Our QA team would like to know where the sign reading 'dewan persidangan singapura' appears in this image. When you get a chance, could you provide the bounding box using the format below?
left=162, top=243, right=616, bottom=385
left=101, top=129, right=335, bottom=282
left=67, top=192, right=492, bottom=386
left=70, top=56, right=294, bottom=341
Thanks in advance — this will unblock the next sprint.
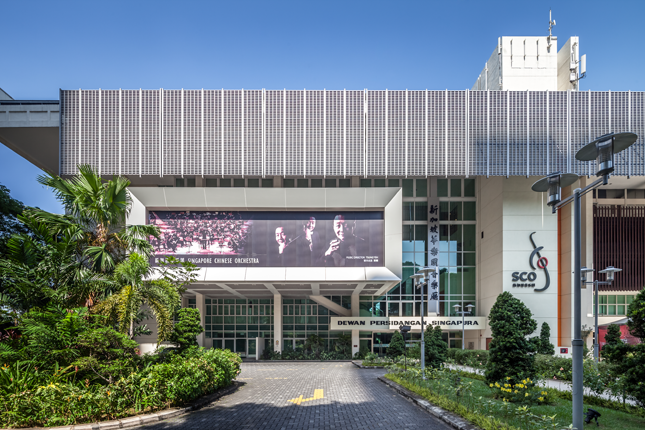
left=148, top=210, right=384, bottom=267
left=330, top=316, right=487, bottom=331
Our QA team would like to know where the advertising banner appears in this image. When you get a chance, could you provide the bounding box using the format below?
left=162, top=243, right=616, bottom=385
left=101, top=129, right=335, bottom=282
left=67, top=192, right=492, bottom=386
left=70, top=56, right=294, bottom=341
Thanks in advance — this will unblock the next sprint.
left=148, top=210, right=384, bottom=267
left=330, top=316, right=487, bottom=331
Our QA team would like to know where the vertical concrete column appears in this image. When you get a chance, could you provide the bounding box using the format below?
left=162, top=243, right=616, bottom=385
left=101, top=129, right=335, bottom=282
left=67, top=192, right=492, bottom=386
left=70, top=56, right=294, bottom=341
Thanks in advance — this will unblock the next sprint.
left=195, top=293, right=206, bottom=347
left=274, top=294, right=283, bottom=352
left=351, top=294, right=360, bottom=357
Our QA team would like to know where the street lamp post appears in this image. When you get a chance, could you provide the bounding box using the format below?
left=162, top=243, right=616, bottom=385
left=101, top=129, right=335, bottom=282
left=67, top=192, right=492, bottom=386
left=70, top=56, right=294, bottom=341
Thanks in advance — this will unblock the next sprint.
left=413, top=266, right=436, bottom=380
left=453, top=303, right=474, bottom=350
left=532, top=132, right=637, bottom=430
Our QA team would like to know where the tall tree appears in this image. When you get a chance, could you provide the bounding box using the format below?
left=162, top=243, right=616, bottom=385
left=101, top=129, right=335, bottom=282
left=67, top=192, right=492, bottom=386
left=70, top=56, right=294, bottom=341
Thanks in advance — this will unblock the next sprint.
left=0, top=184, right=27, bottom=256
left=424, top=324, right=448, bottom=368
left=538, top=322, right=555, bottom=355
left=36, top=165, right=159, bottom=275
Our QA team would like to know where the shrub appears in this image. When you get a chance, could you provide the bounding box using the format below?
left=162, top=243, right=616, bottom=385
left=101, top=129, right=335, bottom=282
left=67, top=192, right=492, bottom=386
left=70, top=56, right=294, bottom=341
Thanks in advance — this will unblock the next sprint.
left=446, top=349, right=489, bottom=368
left=388, top=331, right=405, bottom=357
left=425, top=324, right=448, bottom=369
left=169, top=308, right=203, bottom=352
left=537, top=322, right=555, bottom=355
left=488, top=377, right=554, bottom=405
left=485, top=292, right=537, bottom=385
left=0, top=347, right=241, bottom=428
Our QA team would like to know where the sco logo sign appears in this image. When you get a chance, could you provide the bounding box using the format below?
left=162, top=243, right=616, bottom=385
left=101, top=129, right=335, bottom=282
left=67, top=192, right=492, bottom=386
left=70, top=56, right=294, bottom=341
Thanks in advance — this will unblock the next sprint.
left=511, top=232, right=551, bottom=292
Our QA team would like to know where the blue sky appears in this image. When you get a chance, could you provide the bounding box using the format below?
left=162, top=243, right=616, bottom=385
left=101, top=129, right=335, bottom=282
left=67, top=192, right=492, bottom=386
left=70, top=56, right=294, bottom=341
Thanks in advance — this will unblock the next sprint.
left=2, top=0, right=644, bottom=213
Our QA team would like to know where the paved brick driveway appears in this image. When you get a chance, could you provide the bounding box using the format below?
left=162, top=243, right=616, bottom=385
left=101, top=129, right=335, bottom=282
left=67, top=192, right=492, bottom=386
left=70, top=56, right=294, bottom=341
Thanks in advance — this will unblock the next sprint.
left=142, top=361, right=451, bottom=430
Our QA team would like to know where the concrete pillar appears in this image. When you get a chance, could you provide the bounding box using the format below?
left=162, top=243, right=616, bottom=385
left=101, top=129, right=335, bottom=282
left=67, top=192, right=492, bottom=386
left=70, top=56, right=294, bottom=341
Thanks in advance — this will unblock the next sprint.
left=274, top=294, right=283, bottom=352
left=351, top=294, right=360, bottom=357
left=195, top=293, right=206, bottom=347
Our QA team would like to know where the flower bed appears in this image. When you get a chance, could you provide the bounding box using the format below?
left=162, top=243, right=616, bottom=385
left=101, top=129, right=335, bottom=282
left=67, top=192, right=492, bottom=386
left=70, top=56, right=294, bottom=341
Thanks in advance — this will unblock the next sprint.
left=0, top=348, right=241, bottom=428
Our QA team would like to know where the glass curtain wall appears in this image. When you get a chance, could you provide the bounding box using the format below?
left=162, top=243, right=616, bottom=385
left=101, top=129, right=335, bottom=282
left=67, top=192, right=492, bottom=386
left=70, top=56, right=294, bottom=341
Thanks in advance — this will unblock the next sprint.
left=282, top=297, right=351, bottom=351
left=437, top=178, right=477, bottom=318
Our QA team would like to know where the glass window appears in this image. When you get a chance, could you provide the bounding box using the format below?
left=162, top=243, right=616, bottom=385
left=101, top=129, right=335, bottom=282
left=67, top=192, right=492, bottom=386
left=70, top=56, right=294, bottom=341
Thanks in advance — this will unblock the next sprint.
left=402, top=179, right=414, bottom=197
left=247, top=178, right=259, bottom=187
left=175, top=178, right=185, bottom=187
left=415, top=202, right=428, bottom=221
left=310, top=178, right=323, bottom=188
left=463, top=202, right=476, bottom=221
left=462, top=267, right=476, bottom=295
left=360, top=179, right=371, bottom=187
left=617, top=296, right=626, bottom=304
left=402, top=225, right=414, bottom=252
left=463, top=225, right=476, bottom=251
left=262, top=178, right=273, bottom=188
left=402, top=303, right=414, bottom=316
left=234, top=178, right=245, bottom=188
left=403, top=202, right=414, bottom=221
left=414, top=225, right=428, bottom=253
left=464, top=179, right=475, bottom=197
left=450, top=179, right=461, bottom=197
left=374, top=179, right=386, bottom=187
left=449, top=201, right=462, bottom=221
left=439, top=202, right=449, bottom=221
left=205, top=178, right=217, bottom=187
left=339, top=178, right=350, bottom=188
left=608, top=295, right=616, bottom=305
left=416, top=179, right=427, bottom=198
left=359, top=302, right=372, bottom=316
left=388, top=302, right=400, bottom=316
left=437, top=179, right=448, bottom=197
left=186, top=178, right=196, bottom=187
left=325, top=178, right=336, bottom=188
left=388, top=179, right=400, bottom=187
left=220, top=178, right=231, bottom=187
left=297, top=179, right=308, bottom=188
left=283, top=178, right=295, bottom=188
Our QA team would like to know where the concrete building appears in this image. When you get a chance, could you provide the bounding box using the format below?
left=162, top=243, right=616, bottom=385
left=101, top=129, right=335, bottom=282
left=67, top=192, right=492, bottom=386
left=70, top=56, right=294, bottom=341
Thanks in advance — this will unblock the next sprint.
left=1, top=33, right=642, bottom=358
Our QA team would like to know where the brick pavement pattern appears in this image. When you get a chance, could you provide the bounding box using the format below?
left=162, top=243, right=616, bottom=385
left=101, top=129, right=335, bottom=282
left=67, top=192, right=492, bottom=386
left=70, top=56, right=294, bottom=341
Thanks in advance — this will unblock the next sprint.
left=142, top=362, right=451, bottom=430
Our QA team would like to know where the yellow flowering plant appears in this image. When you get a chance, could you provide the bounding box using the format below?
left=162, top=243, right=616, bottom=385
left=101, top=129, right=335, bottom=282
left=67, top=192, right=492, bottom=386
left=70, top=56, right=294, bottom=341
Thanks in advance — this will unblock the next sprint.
left=488, top=377, right=553, bottom=404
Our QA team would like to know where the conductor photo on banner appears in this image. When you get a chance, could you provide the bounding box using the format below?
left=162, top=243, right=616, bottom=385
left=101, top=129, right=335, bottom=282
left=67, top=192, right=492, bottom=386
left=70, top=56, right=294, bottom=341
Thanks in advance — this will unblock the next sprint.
left=325, top=214, right=367, bottom=266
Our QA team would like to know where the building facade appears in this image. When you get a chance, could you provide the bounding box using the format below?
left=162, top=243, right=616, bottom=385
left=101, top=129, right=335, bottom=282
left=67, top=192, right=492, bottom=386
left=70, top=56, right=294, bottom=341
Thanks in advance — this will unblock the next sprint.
left=1, top=34, right=644, bottom=357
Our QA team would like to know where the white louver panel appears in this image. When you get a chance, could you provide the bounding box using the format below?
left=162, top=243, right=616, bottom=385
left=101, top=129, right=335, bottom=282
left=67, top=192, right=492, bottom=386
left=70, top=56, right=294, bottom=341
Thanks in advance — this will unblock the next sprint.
left=59, top=89, right=645, bottom=178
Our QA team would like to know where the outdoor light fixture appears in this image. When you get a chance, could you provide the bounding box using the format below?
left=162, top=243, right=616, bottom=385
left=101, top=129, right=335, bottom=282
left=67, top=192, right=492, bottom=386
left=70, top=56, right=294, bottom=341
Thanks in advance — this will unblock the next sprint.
left=531, top=172, right=579, bottom=207
left=584, top=408, right=601, bottom=426
left=400, top=325, right=411, bottom=372
left=599, top=266, right=622, bottom=282
left=580, top=266, right=594, bottom=284
left=533, top=131, right=637, bottom=430
left=575, top=132, right=638, bottom=176
left=413, top=267, right=436, bottom=380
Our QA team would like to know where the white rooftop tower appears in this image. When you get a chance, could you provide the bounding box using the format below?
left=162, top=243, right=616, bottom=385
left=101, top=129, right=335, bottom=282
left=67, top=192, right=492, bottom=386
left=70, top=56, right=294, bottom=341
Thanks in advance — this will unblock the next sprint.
left=472, top=11, right=585, bottom=91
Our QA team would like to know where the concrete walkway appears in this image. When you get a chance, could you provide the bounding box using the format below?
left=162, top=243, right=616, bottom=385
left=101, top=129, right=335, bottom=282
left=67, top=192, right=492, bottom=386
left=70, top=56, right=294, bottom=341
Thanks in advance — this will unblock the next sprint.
left=140, top=362, right=452, bottom=430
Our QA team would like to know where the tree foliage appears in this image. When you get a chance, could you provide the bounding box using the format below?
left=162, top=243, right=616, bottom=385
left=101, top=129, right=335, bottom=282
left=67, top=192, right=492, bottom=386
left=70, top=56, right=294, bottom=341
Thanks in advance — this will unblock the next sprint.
left=537, top=322, right=555, bottom=355
left=485, top=291, right=538, bottom=385
left=0, top=184, right=27, bottom=255
left=388, top=331, right=406, bottom=357
left=627, top=289, right=645, bottom=340
left=169, top=308, right=203, bottom=352
left=424, top=324, right=448, bottom=368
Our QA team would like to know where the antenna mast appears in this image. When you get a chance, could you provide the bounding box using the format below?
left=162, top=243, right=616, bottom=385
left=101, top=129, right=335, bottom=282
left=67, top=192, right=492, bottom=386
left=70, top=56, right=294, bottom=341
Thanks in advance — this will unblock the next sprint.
left=547, top=9, right=556, bottom=49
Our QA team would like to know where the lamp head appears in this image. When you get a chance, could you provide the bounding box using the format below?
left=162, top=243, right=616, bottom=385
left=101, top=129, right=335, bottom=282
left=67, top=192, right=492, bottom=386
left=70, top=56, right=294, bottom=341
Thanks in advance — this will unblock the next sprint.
left=531, top=172, right=578, bottom=207
left=599, top=266, right=622, bottom=282
left=410, top=273, right=424, bottom=288
left=418, top=266, right=436, bottom=280
left=465, top=304, right=475, bottom=313
left=581, top=266, right=594, bottom=282
left=399, top=325, right=411, bottom=334
left=453, top=304, right=461, bottom=311
left=576, top=132, right=638, bottom=176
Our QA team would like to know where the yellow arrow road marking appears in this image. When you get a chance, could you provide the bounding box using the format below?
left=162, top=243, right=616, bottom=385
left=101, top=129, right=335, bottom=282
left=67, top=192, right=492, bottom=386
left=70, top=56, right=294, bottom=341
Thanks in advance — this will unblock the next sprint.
left=288, top=389, right=324, bottom=404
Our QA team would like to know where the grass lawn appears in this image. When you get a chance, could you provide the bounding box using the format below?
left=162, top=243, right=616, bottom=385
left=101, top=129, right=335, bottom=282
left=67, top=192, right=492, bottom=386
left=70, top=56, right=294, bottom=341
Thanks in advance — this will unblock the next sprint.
left=385, top=372, right=645, bottom=430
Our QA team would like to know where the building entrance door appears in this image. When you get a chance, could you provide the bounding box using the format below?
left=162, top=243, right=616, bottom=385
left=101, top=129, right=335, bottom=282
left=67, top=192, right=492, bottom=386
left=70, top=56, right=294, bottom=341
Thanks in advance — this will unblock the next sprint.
left=225, top=339, right=234, bottom=352
left=248, top=339, right=256, bottom=358
left=236, top=339, right=247, bottom=358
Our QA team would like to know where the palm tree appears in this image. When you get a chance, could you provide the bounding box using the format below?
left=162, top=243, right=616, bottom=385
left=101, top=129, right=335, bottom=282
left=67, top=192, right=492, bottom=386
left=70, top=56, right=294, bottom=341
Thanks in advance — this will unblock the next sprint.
left=36, top=165, right=159, bottom=275
left=95, top=253, right=180, bottom=343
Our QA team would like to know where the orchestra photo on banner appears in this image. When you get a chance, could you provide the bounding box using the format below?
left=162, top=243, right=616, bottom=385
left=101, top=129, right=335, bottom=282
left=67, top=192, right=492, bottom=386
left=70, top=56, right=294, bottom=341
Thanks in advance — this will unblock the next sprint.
left=148, top=210, right=384, bottom=267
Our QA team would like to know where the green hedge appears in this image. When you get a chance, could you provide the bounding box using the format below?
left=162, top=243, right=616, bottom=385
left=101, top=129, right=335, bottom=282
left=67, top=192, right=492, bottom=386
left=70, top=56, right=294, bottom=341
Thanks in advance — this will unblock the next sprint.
left=446, top=349, right=489, bottom=368
left=0, top=348, right=241, bottom=428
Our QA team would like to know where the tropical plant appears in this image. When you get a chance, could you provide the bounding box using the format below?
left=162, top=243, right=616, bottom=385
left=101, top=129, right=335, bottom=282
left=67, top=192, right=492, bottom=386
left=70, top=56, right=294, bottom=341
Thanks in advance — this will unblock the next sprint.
left=537, top=322, right=555, bottom=355
left=388, top=331, right=406, bottom=357
left=36, top=165, right=159, bottom=275
left=305, top=334, right=324, bottom=359
left=485, top=291, right=538, bottom=385
left=94, top=253, right=185, bottom=342
left=169, top=308, right=204, bottom=352
left=627, top=289, right=645, bottom=340
left=334, top=333, right=352, bottom=356
left=425, top=324, right=448, bottom=368
left=0, top=183, right=27, bottom=255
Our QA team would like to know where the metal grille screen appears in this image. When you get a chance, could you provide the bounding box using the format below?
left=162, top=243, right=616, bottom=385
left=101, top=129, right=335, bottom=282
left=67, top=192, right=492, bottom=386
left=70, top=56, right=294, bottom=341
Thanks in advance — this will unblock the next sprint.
left=59, top=90, right=645, bottom=177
